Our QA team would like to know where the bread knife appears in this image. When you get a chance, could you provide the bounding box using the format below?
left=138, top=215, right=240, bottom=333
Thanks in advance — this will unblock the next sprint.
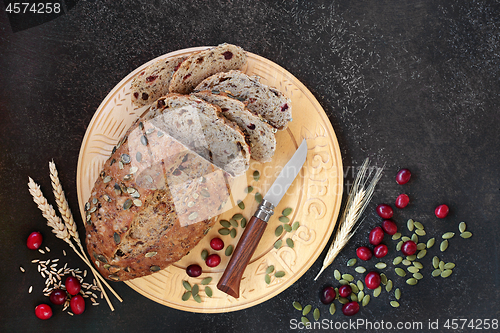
left=217, top=139, right=308, bottom=298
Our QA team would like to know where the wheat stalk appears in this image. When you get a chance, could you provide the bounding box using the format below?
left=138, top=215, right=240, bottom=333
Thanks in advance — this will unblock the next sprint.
left=314, top=158, right=384, bottom=280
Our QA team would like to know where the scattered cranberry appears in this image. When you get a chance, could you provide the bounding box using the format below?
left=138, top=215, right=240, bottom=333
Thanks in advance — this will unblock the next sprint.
left=396, top=168, right=412, bottom=184
left=65, top=276, right=81, bottom=296
left=205, top=254, right=221, bottom=268
left=320, top=286, right=336, bottom=304
left=35, top=304, right=52, bottom=320
left=186, top=264, right=202, bottom=277
left=365, top=271, right=381, bottom=289
left=338, top=285, right=352, bottom=298
left=222, top=51, right=233, bottom=60
left=210, top=238, right=224, bottom=251
left=49, top=289, right=67, bottom=305
left=369, top=226, right=384, bottom=246
left=381, top=220, right=397, bottom=235
left=435, top=204, right=449, bottom=218
left=395, top=194, right=410, bottom=208
left=70, top=295, right=85, bottom=315
left=27, top=231, right=43, bottom=250
left=356, top=246, right=373, bottom=261
left=342, top=301, right=360, bottom=316
left=376, top=204, right=393, bottom=219
left=401, top=240, right=417, bottom=256
left=373, top=244, right=388, bottom=258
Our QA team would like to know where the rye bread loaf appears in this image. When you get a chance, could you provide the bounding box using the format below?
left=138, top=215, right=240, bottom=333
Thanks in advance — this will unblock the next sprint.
left=169, top=44, right=247, bottom=94
left=147, top=94, right=250, bottom=176
left=195, top=70, right=292, bottom=130
left=130, top=56, right=186, bottom=107
left=193, top=91, right=277, bottom=163
left=85, top=108, right=231, bottom=281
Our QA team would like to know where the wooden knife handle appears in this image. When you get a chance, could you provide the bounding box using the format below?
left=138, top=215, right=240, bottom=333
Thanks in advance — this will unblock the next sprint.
left=217, top=215, right=268, bottom=298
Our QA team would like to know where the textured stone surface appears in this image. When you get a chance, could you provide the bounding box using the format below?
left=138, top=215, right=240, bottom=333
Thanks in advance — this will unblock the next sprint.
left=0, top=1, right=499, bottom=332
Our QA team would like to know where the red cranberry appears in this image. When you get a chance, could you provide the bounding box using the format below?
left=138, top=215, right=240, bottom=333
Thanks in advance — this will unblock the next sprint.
left=320, top=286, right=336, bottom=304
left=373, top=244, right=388, bottom=258
left=70, top=295, right=85, bottom=315
left=27, top=231, right=43, bottom=250
left=205, top=254, right=221, bottom=268
left=342, top=301, right=360, bottom=316
left=396, top=168, right=412, bottom=184
left=338, top=285, right=352, bottom=298
left=401, top=240, right=417, bottom=256
left=356, top=246, right=373, bottom=261
left=376, top=204, right=393, bottom=219
left=35, top=304, right=52, bottom=320
left=365, top=271, right=381, bottom=289
left=381, top=220, right=397, bottom=235
left=186, top=264, right=202, bottom=277
left=369, top=226, right=384, bottom=246
left=210, top=238, right=224, bottom=251
left=395, top=194, right=410, bottom=208
left=146, top=75, right=158, bottom=83
left=49, top=289, right=67, bottom=305
left=435, top=204, right=449, bottom=218
left=222, top=51, right=233, bottom=60
left=65, top=276, right=81, bottom=296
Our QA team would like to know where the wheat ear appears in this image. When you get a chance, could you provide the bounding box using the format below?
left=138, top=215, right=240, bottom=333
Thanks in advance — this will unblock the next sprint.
left=314, top=158, right=383, bottom=280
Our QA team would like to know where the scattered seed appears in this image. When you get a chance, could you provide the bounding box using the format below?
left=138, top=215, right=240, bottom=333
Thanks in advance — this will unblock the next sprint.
left=191, top=284, right=199, bottom=296
left=444, top=263, right=456, bottom=269
left=350, top=283, right=359, bottom=294
left=313, top=308, right=320, bottom=321
left=201, top=277, right=212, bottom=285
left=350, top=294, right=358, bottom=302
left=393, top=256, right=403, bottom=265
left=411, top=234, right=419, bottom=243
left=439, top=261, right=445, bottom=271
left=45, top=247, right=50, bottom=253
left=220, top=220, right=231, bottom=228
left=265, top=265, right=275, bottom=275
left=274, top=240, right=282, bottom=249
left=342, top=274, right=354, bottom=282
left=440, top=240, right=449, bottom=252
left=293, top=301, right=302, bottom=311
left=413, top=262, right=423, bottom=269
left=230, top=228, right=237, bottom=238
left=417, top=243, right=426, bottom=250
left=193, top=294, right=202, bottom=303
left=301, top=317, right=310, bottom=325
left=396, top=241, right=403, bottom=251
left=275, top=225, right=283, bottom=237
left=415, top=229, right=426, bottom=236
left=360, top=295, right=369, bottom=307
left=201, top=249, right=208, bottom=260
left=442, top=232, right=455, bottom=239
left=240, top=218, right=247, bottom=228
left=286, top=238, right=294, bottom=248
left=386, top=280, right=393, bottom=292
left=347, top=258, right=357, bottom=267
left=230, top=219, right=238, bottom=228
left=395, top=288, right=401, bottom=300
left=432, top=269, right=442, bottom=277
left=461, top=231, right=472, bottom=239
left=329, top=302, right=336, bottom=315
left=355, top=266, right=366, bottom=274
left=205, top=286, right=213, bottom=297
left=414, top=221, right=424, bottom=230
left=395, top=268, right=407, bottom=277
left=406, top=278, right=418, bottom=285
left=218, top=228, right=230, bottom=235
left=245, top=186, right=254, bottom=193
left=407, top=266, right=420, bottom=274
left=145, top=251, right=157, bottom=258
left=283, top=224, right=292, bottom=232
left=375, top=262, right=387, bottom=269
left=390, top=301, right=400, bottom=308
left=380, top=273, right=387, bottom=285
left=407, top=219, right=414, bottom=231
left=264, top=274, right=271, bottom=284
left=302, top=304, right=312, bottom=316
left=255, top=192, right=263, bottom=203
left=339, top=279, right=349, bottom=285
left=282, top=208, right=293, bottom=217
left=279, top=216, right=290, bottom=223
left=20, top=266, right=25, bottom=273
left=401, top=236, right=411, bottom=242
left=417, top=249, right=427, bottom=259
left=38, top=249, right=45, bottom=255
left=334, top=270, right=341, bottom=280
left=182, top=281, right=191, bottom=291
left=392, top=232, right=401, bottom=240
left=28, top=286, right=33, bottom=293
left=357, top=289, right=364, bottom=299
left=441, top=269, right=453, bottom=278
left=338, top=297, right=349, bottom=304
left=357, top=280, right=364, bottom=291
left=413, top=272, right=423, bottom=280
left=459, top=222, right=467, bottom=233
left=237, top=200, right=245, bottom=210
left=432, top=256, right=440, bottom=269
left=225, top=245, right=234, bottom=256
left=373, top=286, right=382, bottom=297
left=253, top=170, right=260, bottom=181
left=292, top=221, right=300, bottom=230
left=275, top=271, right=285, bottom=278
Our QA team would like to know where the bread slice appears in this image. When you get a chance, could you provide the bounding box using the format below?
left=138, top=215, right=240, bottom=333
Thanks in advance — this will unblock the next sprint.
left=194, top=70, right=292, bottom=130
left=130, top=56, right=187, bottom=107
left=147, top=94, right=250, bottom=176
left=193, top=91, right=277, bottom=163
left=169, top=44, right=247, bottom=94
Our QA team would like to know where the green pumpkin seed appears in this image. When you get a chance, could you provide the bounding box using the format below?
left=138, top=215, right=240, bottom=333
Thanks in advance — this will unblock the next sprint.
left=386, top=280, right=393, bottom=292
left=442, top=232, right=455, bottom=239
left=373, top=286, right=382, bottom=297
left=338, top=297, right=349, bottom=304
left=334, top=270, right=341, bottom=280
left=191, top=284, right=199, bottom=296
left=427, top=238, right=436, bottom=248
left=313, top=308, right=320, bottom=321
left=393, top=256, right=403, bottom=265
left=253, top=170, right=260, bottom=181
left=329, top=303, right=336, bottom=315
left=255, top=192, right=263, bottom=203
left=241, top=218, right=247, bottom=228
left=395, top=288, right=401, bottom=300
left=417, top=249, right=427, bottom=259
left=279, top=216, right=290, bottom=223
left=406, top=255, right=416, bottom=261
left=347, top=258, right=357, bottom=267
left=342, top=274, right=354, bottom=282
left=302, top=304, right=312, bottom=316
left=232, top=213, right=244, bottom=220
left=201, top=249, right=208, bottom=260
left=266, top=265, right=275, bottom=274
left=432, top=256, right=440, bottom=269
left=350, top=283, right=359, bottom=294
left=286, top=238, right=294, bottom=248
left=145, top=251, right=157, bottom=258
left=230, top=228, right=237, bottom=238
left=193, top=294, right=202, bottom=303
left=439, top=261, right=445, bottom=271
left=113, top=232, right=120, bottom=244
left=357, top=290, right=364, bottom=300
left=406, top=278, right=418, bottom=285
left=392, top=232, right=402, bottom=240
left=264, top=274, right=271, bottom=284
left=415, top=229, right=426, bottom=236
left=230, top=219, right=238, bottom=228
left=380, top=273, right=388, bottom=285
left=355, top=266, right=366, bottom=274
left=362, top=294, right=371, bottom=306
left=407, top=266, right=420, bottom=273
left=440, top=240, right=449, bottom=252
left=274, top=239, right=282, bottom=249
left=413, top=262, right=423, bottom=269
left=220, top=220, right=231, bottom=228
left=461, top=231, right=472, bottom=238
left=407, top=219, right=414, bottom=231
left=301, top=317, right=310, bottom=325
left=182, top=280, right=191, bottom=291
left=292, top=221, right=300, bottom=230
left=390, top=301, right=400, bottom=308
left=441, top=269, right=453, bottom=278
left=282, top=207, right=293, bottom=217
left=417, top=243, right=426, bottom=250
left=283, top=224, right=292, bottom=232
left=182, top=291, right=191, bottom=301
left=123, top=199, right=133, bottom=210
left=402, top=259, right=411, bottom=266
left=237, top=200, right=245, bottom=210
left=225, top=245, right=234, bottom=256
left=396, top=241, right=403, bottom=251
left=218, top=228, right=230, bottom=235
left=339, top=279, right=349, bottom=285
left=414, top=221, right=424, bottom=230
left=275, top=271, right=286, bottom=278
left=201, top=277, right=212, bottom=285
left=274, top=225, right=283, bottom=237
left=245, top=186, right=253, bottom=193
left=148, top=265, right=160, bottom=273
left=401, top=236, right=411, bottom=242
left=375, top=262, right=387, bottom=269
left=205, top=286, right=213, bottom=297
left=432, top=269, right=442, bottom=277
left=395, top=268, right=407, bottom=277
left=459, top=222, right=467, bottom=233
left=444, top=263, right=455, bottom=269
left=411, top=234, right=419, bottom=243
left=293, top=301, right=302, bottom=311
left=350, top=294, right=358, bottom=302
left=413, top=272, right=423, bottom=280
left=357, top=280, right=364, bottom=291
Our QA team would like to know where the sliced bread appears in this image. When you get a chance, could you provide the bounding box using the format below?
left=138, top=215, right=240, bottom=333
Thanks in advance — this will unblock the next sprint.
left=193, top=91, right=277, bottom=163
left=194, top=70, right=292, bottom=130
left=131, top=56, right=187, bottom=107
left=147, top=94, right=250, bottom=176
left=169, top=44, right=247, bottom=94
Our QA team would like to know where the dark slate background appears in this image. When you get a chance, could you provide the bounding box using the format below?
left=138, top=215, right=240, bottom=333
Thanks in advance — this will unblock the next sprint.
left=1, top=1, right=499, bottom=332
